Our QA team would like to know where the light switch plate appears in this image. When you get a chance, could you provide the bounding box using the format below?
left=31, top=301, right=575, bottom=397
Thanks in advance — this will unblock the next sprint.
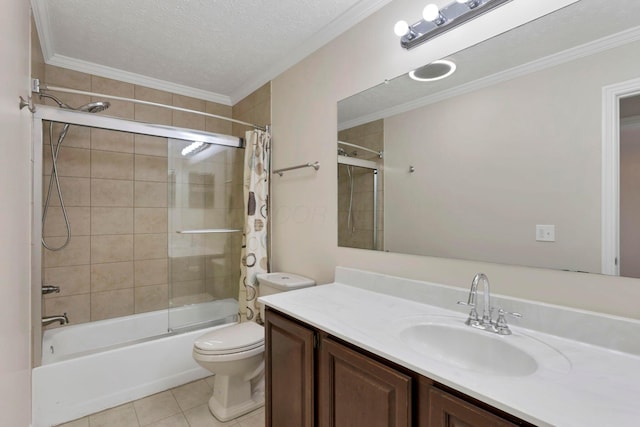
left=536, top=224, right=555, bottom=242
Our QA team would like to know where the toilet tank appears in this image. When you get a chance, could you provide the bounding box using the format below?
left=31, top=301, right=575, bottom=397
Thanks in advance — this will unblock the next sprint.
left=257, top=272, right=315, bottom=319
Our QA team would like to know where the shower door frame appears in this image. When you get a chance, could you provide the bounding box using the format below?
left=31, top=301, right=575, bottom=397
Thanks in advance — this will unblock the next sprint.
left=337, top=156, right=380, bottom=250
left=31, top=105, right=243, bottom=365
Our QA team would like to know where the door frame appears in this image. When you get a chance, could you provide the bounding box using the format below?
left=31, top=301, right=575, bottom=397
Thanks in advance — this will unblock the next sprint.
left=601, top=77, right=640, bottom=275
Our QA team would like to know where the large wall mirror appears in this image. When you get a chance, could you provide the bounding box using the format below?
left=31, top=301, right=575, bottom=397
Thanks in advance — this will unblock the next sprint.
left=337, top=0, right=640, bottom=277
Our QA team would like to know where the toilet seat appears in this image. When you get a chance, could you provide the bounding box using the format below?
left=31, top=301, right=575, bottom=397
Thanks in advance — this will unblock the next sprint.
left=194, top=322, right=264, bottom=355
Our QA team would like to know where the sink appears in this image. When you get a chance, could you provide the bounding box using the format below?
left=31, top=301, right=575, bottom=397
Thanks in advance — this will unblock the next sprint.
left=397, top=316, right=570, bottom=377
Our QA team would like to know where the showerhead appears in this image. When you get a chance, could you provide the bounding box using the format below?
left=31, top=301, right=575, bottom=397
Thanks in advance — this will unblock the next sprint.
left=39, top=92, right=110, bottom=114
left=77, top=101, right=110, bottom=114
left=39, top=92, right=72, bottom=109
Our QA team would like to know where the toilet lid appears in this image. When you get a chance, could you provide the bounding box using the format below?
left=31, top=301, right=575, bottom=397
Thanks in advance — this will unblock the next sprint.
left=194, top=322, right=264, bottom=354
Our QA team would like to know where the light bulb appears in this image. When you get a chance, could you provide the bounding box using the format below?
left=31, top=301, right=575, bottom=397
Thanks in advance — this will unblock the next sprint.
left=423, top=4, right=441, bottom=22
left=394, top=20, right=410, bottom=37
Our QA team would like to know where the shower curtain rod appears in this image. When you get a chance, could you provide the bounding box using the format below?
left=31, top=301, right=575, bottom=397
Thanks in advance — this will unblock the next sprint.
left=34, top=82, right=267, bottom=132
left=338, top=140, right=383, bottom=158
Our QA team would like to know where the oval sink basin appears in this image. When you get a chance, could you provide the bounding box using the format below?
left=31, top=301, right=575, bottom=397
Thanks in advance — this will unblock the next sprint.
left=396, top=317, right=570, bottom=377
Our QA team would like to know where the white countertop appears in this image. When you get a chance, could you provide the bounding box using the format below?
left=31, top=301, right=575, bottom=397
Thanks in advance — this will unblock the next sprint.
left=259, top=270, right=640, bottom=427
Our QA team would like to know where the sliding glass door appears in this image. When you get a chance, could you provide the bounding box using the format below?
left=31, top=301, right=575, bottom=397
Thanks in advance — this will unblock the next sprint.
left=168, top=139, right=244, bottom=331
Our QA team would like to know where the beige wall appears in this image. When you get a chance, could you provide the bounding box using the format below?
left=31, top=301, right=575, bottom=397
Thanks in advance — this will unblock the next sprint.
left=270, top=0, right=640, bottom=319
left=1, top=0, right=32, bottom=424
left=384, top=41, right=640, bottom=273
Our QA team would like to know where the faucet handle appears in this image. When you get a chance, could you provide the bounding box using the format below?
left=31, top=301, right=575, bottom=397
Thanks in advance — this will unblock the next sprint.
left=456, top=300, right=475, bottom=308
left=495, top=309, right=522, bottom=335
left=498, top=308, right=522, bottom=318
left=457, top=301, right=479, bottom=325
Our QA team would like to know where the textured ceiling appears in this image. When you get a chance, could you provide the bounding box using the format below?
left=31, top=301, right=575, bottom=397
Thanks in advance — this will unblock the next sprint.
left=339, top=0, right=640, bottom=127
left=32, top=0, right=392, bottom=104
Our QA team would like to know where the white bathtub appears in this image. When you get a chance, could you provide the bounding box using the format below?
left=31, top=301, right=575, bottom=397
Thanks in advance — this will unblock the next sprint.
left=32, top=299, right=238, bottom=427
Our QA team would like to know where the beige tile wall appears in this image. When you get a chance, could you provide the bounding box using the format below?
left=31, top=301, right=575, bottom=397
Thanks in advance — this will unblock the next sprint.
left=39, top=64, right=253, bottom=328
left=232, top=83, right=271, bottom=138
left=337, top=120, right=384, bottom=250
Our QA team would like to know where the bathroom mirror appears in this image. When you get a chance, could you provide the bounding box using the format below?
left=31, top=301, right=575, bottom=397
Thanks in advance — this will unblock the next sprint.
left=337, top=0, right=640, bottom=277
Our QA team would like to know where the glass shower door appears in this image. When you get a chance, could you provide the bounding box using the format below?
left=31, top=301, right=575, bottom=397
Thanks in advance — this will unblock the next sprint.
left=167, top=138, right=243, bottom=332
left=337, top=161, right=381, bottom=251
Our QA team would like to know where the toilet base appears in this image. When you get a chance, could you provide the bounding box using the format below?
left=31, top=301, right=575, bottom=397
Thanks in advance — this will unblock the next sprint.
left=208, top=390, right=264, bottom=422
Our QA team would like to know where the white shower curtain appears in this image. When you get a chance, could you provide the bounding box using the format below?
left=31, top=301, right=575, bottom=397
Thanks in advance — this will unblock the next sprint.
left=239, top=128, right=270, bottom=322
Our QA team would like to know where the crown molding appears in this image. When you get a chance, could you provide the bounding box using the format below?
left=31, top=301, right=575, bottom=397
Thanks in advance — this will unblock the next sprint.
left=32, top=0, right=231, bottom=104
left=228, top=0, right=394, bottom=104
left=339, top=25, right=640, bottom=131
left=31, top=0, right=54, bottom=61
left=33, top=0, right=392, bottom=107
left=46, top=54, right=232, bottom=105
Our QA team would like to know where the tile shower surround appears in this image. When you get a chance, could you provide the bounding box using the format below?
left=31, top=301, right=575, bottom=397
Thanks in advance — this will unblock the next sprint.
left=40, top=65, right=271, bottom=328
left=42, top=122, right=173, bottom=325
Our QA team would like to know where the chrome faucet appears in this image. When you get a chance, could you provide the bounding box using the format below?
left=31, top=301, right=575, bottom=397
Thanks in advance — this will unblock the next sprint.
left=457, top=273, right=521, bottom=335
left=458, top=273, right=494, bottom=331
left=42, top=313, right=69, bottom=326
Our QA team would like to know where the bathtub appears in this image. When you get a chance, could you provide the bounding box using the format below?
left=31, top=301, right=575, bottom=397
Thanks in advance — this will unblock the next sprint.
left=32, top=299, right=238, bottom=427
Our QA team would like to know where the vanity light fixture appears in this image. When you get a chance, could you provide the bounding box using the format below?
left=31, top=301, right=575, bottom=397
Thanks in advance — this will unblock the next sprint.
left=394, top=0, right=512, bottom=50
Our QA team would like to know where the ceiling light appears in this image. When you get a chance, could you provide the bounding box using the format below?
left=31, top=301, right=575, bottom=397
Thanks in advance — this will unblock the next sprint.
left=409, top=60, right=457, bottom=82
left=394, top=0, right=512, bottom=50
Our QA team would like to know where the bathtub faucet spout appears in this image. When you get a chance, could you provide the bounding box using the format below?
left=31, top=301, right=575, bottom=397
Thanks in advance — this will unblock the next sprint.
left=42, top=313, right=69, bottom=326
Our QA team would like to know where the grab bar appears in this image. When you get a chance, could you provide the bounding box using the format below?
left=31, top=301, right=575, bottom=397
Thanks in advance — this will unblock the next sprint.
left=273, top=161, right=320, bottom=176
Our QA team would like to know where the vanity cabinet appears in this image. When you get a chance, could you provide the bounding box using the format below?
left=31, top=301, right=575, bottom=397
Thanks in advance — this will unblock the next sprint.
left=265, top=309, right=532, bottom=427
left=318, top=335, right=412, bottom=426
left=264, top=308, right=315, bottom=427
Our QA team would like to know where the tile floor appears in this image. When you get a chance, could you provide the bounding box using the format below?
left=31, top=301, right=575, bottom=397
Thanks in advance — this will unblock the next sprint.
left=56, top=377, right=264, bottom=427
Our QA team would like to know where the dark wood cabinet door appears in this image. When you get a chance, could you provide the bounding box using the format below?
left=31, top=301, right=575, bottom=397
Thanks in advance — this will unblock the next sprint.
left=318, top=336, right=412, bottom=427
left=265, top=309, right=315, bottom=427
left=428, top=387, right=519, bottom=427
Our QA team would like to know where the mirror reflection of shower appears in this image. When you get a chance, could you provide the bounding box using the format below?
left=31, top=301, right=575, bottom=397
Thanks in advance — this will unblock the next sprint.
left=40, top=92, right=111, bottom=251
left=338, top=147, right=357, bottom=234
left=337, top=134, right=384, bottom=251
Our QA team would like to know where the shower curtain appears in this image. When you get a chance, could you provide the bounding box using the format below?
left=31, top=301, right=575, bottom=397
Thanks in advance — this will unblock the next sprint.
left=239, top=128, right=271, bottom=322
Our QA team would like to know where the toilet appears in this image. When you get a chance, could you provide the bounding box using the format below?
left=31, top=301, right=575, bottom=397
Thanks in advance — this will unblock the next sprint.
left=192, top=272, right=315, bottom=421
